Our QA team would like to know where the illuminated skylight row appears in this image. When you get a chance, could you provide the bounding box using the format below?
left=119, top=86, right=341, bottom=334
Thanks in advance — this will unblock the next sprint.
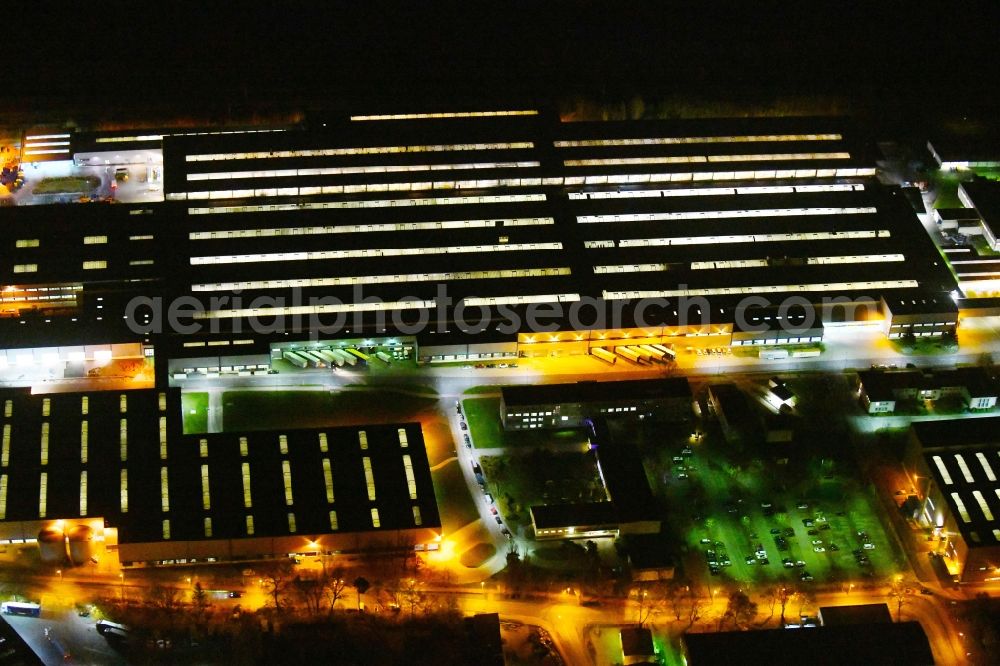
left=186, top=161, right=540, bottom=181
left=577, top=206, right=877, bottom=224
left=953, top=493, right=972, bottom=523
left=190, top=242, right=562, bottom=265
left=189, top=217, right=553, bottom=240
left=192, top=267, right=571, bottom=292
left=956, top=454, right=975, bottom=483
left=614, top=229, right=890, bottom=248
left=565, top=152, right=850, bottom=167
left=602, top=280, right=919, bottom=299
left=554, top=133, right=842, bottom=147
left=187, top=193, right=545, bottom=215
left=98, top=128, right=285, bottom=144
left=972, top=491, right=994, bottom=522
left=351, top=110, right=538, bottom=121
left=195, top=293, right=580, bottom=319
left=978, top=452, right=997, bottom=481
left=186, top=141, right=534, bottom=162
left=593, top=254, right=903, bottom=274
left=568, top=183, right=864, bottom=200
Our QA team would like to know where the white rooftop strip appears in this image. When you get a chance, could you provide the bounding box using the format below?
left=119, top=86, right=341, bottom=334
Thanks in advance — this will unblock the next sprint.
left=464, top=293, right=580, bottom=306
left=23, top=141, right=70, bottom=148
left=181, top=176, right=546, bottom=199
left=976, top=452, right=996, bottom=482
left=594, top=263, right=675, bottom=274
left=616, top=229, right=891, bottom=248
left=187, top=142, right=535, bottom=162
left=186, top=161, right=540, bottom=181
left=955, top=454, right=975, bottom=483
left=351, top=110, right=538, bottom=121
left=99, top=128, right=286, bottom=144
left=578, top=206, right=877, bottom=224
left=602, top=280, right=919, bottom=299
left=555, top=134, right=842, bottom=147
left=567, top=183, right=864, bottom=200
left=691, top=255, right=903, bottom=270
left=23, top=149, right=70, bottom=156
left=952, top=493, right=972, bottom=523
left=933, top=456, right=954, bottom=485
left=194, top=293, right=580, bottom=319
left=190, top=241, right=563, bottom=265
left=188, top=193, right=545, bottom=215
left=189, top=217, right=553, bottom=240
left=565, top=152, right=850, bottom=167
left=25, top=133, right=71, bottom=140
left=192, top=267, right=571, bottom=291
left=972, top=491, right=995, bottom=522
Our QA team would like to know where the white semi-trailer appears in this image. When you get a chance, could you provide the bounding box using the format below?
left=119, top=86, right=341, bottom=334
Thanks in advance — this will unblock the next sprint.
left=615, top=346, right=643, bottom=363
left=591, top=347, right=618, bottom=365
left=637, top=344, right=667, bottom=362
left=375, top=351, right=392, bottom=364
left=626, top=346, right=653, bottom=363
left=650, top=343, right=677, bottom=361
left=316, top=349, right=343, bottom=367
left=299, top=351, right=327, bottom=367
left=282, top=351, right=308, bottom=368
left=331, top=348, right=357, bottom=366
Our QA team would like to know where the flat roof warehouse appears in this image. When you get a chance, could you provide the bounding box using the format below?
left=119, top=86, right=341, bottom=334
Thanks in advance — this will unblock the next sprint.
left=0, top=388, right=440, bottom=564
left=1, top=111, right=959, bottom=356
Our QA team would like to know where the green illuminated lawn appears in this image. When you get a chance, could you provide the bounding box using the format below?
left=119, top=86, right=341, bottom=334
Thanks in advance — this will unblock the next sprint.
left=221, top=389, right=438, bottom=431
left=431, top=459, right=480, bottom=535
left=181, top=392, right=208, bottom=434
left=32, top=175, right=100, bottom=194
left=462, top=397, right=505, bottom=448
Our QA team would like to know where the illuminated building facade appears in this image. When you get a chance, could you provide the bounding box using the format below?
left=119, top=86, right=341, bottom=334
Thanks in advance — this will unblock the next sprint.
left=0, top=387, right=439, bottom=567
left=2, top=112, right=961, bottom=375
left=907, top=418, right=1000, bottom=583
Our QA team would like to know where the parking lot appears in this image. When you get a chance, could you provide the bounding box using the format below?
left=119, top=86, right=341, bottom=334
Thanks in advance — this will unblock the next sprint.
left=652, top=420, right=905, bottom=589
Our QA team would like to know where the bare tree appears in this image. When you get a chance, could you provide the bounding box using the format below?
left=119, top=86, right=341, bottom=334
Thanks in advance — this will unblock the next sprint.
left=257, top=559, right=294, bottom=611
left=398, top=578, right=427, bottom=615
left=684, top=587, right=704, bottom=632
left=719, top=590, right=757, bottom=631
left=668, top=581, right=688, bottom=622
left=887, top=577, right=911, bottom=622
left=776, top=586, right=794, bottom=627
left=322, top=567, right=348, bottom=615
left=292, top=575, right=326, bottom=616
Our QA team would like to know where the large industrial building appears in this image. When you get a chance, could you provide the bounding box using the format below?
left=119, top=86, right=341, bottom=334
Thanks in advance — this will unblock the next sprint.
left=1, top=111, right=963, bottom=377
left=906, top=418, right=1000, bottom=583
left=0, top=387, right=440, bottom=568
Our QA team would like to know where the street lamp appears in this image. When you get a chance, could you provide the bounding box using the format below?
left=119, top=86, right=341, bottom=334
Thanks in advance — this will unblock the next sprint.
left=55, top=569, right=62, bottom=581
left=119, top=572, right=125, bottom=601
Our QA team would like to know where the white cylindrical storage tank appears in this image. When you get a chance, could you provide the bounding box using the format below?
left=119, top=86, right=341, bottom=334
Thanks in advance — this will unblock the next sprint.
left=37, top=527, right=66, bottom=564
left=67, top=524, right=95, bottom=567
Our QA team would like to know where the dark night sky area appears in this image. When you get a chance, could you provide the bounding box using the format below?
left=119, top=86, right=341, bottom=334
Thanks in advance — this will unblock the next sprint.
left=7, top=2, right=1000, bottom=126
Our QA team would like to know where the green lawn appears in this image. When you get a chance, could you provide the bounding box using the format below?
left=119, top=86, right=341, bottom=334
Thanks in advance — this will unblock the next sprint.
left=462, top=385, right=501, bottom=395
left=181, top=392, right=209, bottom=434
left=462, top=397, right=505, bottom=449
left=222, top=389, right=438, bottom=431
left=32, top=176, right=100, bottom=194
left=431, top=459, right=480, bottom=535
